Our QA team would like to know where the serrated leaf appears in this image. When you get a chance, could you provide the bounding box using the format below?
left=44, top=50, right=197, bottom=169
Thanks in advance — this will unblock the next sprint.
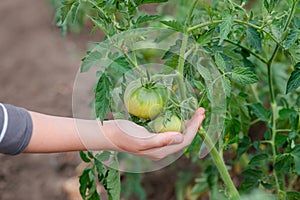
left=136, top=0, right=168, bottom=6
left=95, top=151, right=111, bottom=162
left=105, top=168, right=121, bottom=200
left=215, top=53, right=226, bottom=72
left=248, top=103, right=270, bottom=122
left=80, top=151, right=91, bottom=163
left=264, top=0, right=270, bottom=11
left=231, top=67, right=259, bottom=86
left=274, top=154, right=293, bottom=174
left=249, top=153, right=269, bottom=166
left=95, top=73, right=111, bottom=123
left=219, top=15, right=233, bottom=44
left=293, top=156, right=300, bottom=175
left=136, top=15, right=160, bottom=25
left=286, top=62, right=300, bottom=94
left=284, top=28, right=299, bottom=50
left=70, top=1, right=80, bottom=23
left=107, top=56, right=132, bottom=73
left=275, top=134, right=288, bottom=147
left=221, top=76, right=231, bottom=97
left=162, top=39, right=181, bottom=60
left=79, top=168, right=91, bottom=198
left=240, top=169, right=263, bottom=191
left=291, top=145, right=300, bottom=174
left=160, top=20, right=184, bottom=32
left=81, top=51, right=102, bottom=72
left=287, top=191, right=300, bottom=200
left=246, top=26, right=262, bottom=52
left=89, top=16, right=109, bottom=36
left=289, top=45, right=300, bottom=62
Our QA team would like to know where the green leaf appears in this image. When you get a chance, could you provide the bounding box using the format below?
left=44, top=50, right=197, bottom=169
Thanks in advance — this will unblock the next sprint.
left=136, top=15, right=160, bottom=25
left=95, top=151, right=111, bottom=162
left=136, top=0, right=168, bottom=6
left=89, top=16, right=109, bottom=36
left=231, top=67, right=259, bottom=86
left=160, top=20, right=184, bottom=32
left=286, top=62, right=300, bottom=94
left=249, top=153, right=269, bottom=166
left=122, top=173, right=146, bottom=200
left=215, top=53, right=226, bottom=72
left=162, top=39, right=181, bottom=60
left=70, top=1, right=80, bottom=23
left=246, top=26, right=262, bottom=52
left=95, top=73, right=111, bottom=123
left=274, top=154, right=293, bottom=174
left=291, top=145, right=300, bottom=174
left=105, top=168, right=121, bottom=200
left=237, top=136, right=251, bottom=155
left=248, top=103, right=270, bottom=122
left=275, top=134, right=288, bottom=147
left=263, top=0, right=270, bottom=11
left=79, top=168, right=91, bottom=198
left=240, top=169, right=263, bottom=191
left=287, top=191, right=300, bottom=200
left=221, top=76, right=231, bottom=97
left=218, top=15, right=233, bottom=44
left=80, top=151, right=91, bottom=163
left=81, top=51, right=102, bottom=72
left=284, top=28, right=299, bottom=50
left=293, top=156, right=300, bottom=175
left=289, top=45, right=300, bottom=62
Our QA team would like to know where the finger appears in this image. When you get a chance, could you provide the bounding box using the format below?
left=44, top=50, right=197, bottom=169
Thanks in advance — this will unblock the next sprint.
left=181, top=107, right=206, bottom=146
left=137, top=108, right=206, bottom=159
left=138, top=131, right=184, bottom=151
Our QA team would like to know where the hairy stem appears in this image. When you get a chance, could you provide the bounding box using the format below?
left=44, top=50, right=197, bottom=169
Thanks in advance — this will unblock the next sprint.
left=177, top=0, right=199, bottom=100
left=224, top=39, right=268, bottom=64
left=198, top=128, right=240, bottom=200
left=267, top=1, right=298, bottom=198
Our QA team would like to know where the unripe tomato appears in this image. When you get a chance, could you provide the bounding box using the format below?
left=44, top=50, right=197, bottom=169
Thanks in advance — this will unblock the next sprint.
left=152, top=114, right=184, bottom=133
left=124, top=81, right=168, bottom=119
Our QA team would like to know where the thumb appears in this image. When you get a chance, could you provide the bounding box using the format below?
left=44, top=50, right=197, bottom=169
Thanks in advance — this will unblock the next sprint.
left=140, top=132, right=184, bottom=150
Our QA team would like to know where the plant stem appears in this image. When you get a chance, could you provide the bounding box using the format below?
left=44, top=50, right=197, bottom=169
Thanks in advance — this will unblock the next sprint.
left=267, top=2, right=297, bottom=198
left=224, top=39, right=268, bottom=64
left=188, top=19, right=280, bottom=45
left=249, top=84, right=261, bottom=103
left=198, top=128, right=240, bottom=200
left=188, top=20, right=223, bottom=32
left=249, top=118, right=261, bottom=126
left=177, top=0, right=199, bottom=100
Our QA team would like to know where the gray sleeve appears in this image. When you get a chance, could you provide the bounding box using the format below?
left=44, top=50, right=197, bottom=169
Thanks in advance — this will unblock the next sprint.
left=0, top=103, right=33, bottom=155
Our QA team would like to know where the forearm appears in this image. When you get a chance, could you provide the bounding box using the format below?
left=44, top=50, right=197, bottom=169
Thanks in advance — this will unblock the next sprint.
left=24, top=111, right=86, bottom=153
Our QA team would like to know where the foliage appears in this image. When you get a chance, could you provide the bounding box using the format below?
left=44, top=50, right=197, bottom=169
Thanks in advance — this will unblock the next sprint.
left=53, top=0, right=300, bottom=199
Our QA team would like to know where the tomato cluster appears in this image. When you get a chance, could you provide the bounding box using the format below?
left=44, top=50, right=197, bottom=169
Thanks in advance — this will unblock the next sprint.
left=124, top=80, right=184, bottom=133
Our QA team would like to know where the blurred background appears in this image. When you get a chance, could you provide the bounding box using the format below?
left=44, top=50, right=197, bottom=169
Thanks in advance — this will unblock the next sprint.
left=0, top=0, right=101, bottom=199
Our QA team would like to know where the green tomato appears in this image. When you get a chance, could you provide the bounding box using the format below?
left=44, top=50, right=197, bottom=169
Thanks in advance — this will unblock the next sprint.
left=152, top=114, right=184, bottom=133
left=124, top=81, right=168, bottom=119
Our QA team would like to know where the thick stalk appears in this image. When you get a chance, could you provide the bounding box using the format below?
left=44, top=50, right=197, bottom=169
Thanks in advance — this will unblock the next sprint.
left=177, top=0, right=198, bottom=99
left=267, top=1, right=297, bottom=198
left=198, top=128, right=240, bottom=200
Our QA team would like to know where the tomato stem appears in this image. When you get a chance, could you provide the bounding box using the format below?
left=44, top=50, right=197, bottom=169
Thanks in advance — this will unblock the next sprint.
left=198, top=127, right=240, bottom=200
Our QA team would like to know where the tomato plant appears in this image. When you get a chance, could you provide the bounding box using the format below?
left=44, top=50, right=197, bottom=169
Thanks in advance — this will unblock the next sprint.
left=53, top=0, right=300, bottom=199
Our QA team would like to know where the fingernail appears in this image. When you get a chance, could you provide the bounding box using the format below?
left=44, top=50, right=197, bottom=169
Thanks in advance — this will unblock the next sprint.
left=171, top=134, right=184, bottom=144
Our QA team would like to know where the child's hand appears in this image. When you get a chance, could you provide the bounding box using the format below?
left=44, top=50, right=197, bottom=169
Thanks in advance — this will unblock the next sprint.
left=101, top=108, right=205, bottom=160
